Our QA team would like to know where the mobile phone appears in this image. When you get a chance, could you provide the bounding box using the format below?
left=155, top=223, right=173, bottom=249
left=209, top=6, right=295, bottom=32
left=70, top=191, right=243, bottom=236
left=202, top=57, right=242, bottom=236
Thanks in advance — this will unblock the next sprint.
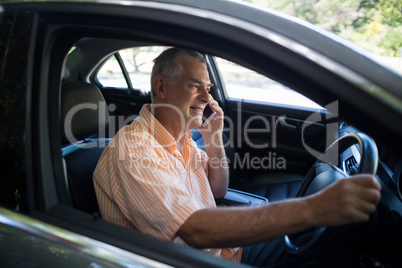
left=202, top=104, right=216, bottom=127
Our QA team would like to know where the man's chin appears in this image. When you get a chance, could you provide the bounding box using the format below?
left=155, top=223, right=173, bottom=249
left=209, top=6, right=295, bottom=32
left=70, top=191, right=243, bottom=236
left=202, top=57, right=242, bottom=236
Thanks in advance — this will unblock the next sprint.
left=188, top=118, right=203, bottom=129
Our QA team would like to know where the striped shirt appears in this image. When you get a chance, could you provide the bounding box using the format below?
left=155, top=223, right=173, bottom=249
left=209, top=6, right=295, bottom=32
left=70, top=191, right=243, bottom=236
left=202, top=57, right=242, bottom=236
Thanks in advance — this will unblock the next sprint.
left=93, top=104, right=241, bottom=262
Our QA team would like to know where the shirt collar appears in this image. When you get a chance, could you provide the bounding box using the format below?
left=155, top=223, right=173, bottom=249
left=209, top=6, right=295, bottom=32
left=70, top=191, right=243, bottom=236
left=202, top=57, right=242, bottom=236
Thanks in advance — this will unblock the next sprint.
left=139, top=104, right=193, bottom=149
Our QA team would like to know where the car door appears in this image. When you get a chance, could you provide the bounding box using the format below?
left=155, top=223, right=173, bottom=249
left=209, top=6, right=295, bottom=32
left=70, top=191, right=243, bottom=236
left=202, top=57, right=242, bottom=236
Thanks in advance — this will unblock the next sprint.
left=0, top=3, right=244, bottom=268
left=207, top=56, right=339, bottom=188
left=0, top=5, right=31, bottom=211
left=4, top=2, right=251, bottom=267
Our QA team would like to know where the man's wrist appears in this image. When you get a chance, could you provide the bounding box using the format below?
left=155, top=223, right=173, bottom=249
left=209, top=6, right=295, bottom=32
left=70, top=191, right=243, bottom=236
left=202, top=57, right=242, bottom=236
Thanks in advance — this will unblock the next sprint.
left=203, top=132, right=224, bottom=146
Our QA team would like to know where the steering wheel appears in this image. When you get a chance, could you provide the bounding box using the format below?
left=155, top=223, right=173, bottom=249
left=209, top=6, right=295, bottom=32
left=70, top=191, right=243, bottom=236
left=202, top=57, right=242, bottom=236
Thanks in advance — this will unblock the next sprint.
left=284, top=133, right=378, bottom=257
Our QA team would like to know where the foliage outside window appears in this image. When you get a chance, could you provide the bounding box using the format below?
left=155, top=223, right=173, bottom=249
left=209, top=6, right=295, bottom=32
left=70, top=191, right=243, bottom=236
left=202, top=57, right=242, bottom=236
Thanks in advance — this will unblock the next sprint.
left=245, top=0, right=402, bottom=74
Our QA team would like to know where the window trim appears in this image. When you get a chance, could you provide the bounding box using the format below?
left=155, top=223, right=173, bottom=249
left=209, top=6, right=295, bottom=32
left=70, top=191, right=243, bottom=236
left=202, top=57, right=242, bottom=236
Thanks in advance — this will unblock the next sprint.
left=91, top=54, right=129, bottom=90
left=114, top=51, right=134, bottom=91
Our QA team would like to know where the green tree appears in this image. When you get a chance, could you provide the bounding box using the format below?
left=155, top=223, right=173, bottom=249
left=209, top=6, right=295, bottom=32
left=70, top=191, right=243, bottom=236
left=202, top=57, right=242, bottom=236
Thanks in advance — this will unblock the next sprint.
left=245, top=0, right=402, bottom=56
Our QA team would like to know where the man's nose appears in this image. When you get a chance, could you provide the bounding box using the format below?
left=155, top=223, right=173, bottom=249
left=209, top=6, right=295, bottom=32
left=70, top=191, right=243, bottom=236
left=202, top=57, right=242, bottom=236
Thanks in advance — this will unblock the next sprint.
left=199, top=86, right=212, bottom=103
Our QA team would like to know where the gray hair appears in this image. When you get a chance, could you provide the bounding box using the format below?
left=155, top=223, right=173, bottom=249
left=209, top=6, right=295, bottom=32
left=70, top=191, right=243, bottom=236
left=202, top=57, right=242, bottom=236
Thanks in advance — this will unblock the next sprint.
left=150, top=47, right=206, bottom=100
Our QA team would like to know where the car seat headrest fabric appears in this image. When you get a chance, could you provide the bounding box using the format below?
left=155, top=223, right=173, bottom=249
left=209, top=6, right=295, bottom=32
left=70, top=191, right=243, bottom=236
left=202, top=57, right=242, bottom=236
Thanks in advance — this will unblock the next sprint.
left=61, top=82, right=109, bottom=145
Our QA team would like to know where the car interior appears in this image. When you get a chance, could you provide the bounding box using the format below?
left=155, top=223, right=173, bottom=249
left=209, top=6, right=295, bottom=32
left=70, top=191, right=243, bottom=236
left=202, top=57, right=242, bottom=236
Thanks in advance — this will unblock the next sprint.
left=60, top=39, right=314, bottom=212
left=61, top=38, right=400, bottom=202
left=57, top=36, right=401, bottom=264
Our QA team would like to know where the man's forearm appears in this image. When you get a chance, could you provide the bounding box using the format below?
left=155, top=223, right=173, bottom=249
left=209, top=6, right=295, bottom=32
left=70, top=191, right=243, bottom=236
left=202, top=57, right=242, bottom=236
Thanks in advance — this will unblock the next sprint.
left=178, top=198, right=313, bottom=249
left=205, top=134, right=229, bottom=198
left=177, top=175, right=381, bottom=249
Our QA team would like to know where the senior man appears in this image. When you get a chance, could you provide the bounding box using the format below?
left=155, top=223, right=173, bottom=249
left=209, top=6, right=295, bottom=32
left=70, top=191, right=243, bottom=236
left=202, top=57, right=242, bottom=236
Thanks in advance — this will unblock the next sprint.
left=93, top=47, right=381, bottom=266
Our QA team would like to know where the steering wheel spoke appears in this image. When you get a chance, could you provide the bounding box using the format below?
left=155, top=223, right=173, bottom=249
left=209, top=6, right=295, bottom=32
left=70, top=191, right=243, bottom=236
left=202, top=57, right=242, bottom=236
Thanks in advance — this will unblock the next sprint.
left=284, top=133, right=378, bottom=257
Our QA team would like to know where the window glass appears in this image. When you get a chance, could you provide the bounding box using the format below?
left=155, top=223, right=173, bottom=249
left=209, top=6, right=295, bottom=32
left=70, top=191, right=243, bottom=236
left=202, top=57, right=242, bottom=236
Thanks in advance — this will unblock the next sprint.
left=96, top=46, right=168, bottom=92
left=122, top=46, right=168, bottom=93
left=215, top=57, right=323, bottom=110
left=96, top=55, right=128, bottom=88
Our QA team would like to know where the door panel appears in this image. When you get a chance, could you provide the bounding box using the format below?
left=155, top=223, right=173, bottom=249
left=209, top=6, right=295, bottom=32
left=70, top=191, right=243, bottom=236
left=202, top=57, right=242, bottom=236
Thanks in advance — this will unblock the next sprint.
left=211, top=56, right=338, bottom=187
left=225, top=100, right=327, bottom=178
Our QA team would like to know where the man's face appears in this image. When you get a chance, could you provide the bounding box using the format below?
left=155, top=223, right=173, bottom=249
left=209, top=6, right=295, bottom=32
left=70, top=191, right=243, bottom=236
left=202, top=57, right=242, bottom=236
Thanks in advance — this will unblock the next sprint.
left=164, top=58, right=213, bottom=130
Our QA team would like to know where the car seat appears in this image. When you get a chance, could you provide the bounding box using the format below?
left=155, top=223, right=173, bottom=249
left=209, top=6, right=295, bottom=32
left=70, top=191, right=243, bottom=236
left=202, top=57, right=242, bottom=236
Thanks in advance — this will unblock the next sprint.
left=61, top=81, right=110, bottom=215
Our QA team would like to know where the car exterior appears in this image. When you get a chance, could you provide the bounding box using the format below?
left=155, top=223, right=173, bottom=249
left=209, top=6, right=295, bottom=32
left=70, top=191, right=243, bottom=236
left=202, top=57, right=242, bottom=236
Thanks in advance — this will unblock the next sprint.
left=0, top=0, right=401, bottom=267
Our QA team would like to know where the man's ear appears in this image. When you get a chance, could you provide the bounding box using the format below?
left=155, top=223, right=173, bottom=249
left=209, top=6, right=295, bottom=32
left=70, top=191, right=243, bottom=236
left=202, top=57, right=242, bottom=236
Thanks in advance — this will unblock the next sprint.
left=153, top=75, right=166, bottom=99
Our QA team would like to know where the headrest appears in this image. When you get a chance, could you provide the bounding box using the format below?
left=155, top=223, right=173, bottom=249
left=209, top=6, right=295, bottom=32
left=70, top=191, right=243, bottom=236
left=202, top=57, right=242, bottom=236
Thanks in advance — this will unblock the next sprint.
left=61, top=82, right=109, bottom=145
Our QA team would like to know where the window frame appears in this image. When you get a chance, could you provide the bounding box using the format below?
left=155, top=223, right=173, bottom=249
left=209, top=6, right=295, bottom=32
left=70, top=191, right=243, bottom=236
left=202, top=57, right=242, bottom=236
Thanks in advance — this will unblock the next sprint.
left=91, top=53, right=130, bottom=90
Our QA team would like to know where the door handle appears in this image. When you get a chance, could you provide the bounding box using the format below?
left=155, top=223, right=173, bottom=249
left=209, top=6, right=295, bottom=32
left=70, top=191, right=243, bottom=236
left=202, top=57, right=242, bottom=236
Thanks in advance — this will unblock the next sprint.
left=278, top=116, right=297, bottom=130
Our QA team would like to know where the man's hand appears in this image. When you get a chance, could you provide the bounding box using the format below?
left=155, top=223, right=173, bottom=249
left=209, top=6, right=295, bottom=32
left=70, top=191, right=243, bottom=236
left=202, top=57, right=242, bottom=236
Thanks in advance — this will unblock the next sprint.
left=305, top=175, right=381, bottom=226
left=197, top=96, right=228, bottom=198
left=198, top=97, right=224, bottom=139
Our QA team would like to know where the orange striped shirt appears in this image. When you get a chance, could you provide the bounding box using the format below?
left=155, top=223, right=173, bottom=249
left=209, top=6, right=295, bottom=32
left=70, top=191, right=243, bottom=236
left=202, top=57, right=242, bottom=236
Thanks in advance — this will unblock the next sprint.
left=93, top=104, right=241, bottom=262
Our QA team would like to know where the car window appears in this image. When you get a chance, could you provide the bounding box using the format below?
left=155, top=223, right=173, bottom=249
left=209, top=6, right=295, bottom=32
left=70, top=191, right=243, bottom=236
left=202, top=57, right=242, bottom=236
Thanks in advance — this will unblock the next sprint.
left=96, top=46, right=168, bottom=92
left=96, top=54, right=128, bottom=88
left=215, top=57, right=323, bottom=110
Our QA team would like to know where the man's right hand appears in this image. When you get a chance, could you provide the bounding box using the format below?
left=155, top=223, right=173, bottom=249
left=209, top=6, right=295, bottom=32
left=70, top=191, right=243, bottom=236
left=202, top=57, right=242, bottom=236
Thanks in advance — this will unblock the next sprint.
left=305, top=174, right=381, bottom=227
